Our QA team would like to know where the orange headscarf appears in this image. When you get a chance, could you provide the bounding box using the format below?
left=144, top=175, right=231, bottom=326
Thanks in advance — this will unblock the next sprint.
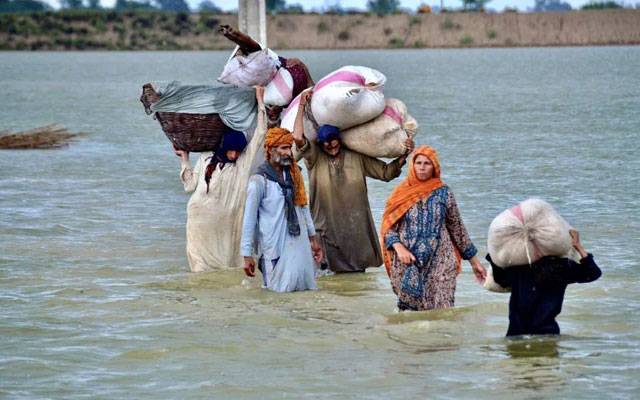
left=264, top=127, right=308, bottom=206
left=380, top=146, right=461, bottom=277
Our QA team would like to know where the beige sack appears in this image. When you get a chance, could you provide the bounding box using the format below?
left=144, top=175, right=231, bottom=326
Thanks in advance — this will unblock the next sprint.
left=487, top=198, right=573, bottom=268
left=340, top=98, right=418, bottom=158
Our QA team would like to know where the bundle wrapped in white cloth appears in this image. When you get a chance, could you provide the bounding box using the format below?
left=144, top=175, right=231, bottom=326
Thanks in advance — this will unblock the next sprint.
left=340, top=98, right=418, bottom=158
left=487, top=198, right=573, bottom=268
left=218, top=48, right=280, bottom=87
left=280, top=65, right=386, bottom=131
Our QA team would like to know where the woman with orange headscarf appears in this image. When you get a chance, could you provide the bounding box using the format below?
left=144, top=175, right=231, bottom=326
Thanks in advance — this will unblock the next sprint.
left=381, top=146, right=487, bottom=311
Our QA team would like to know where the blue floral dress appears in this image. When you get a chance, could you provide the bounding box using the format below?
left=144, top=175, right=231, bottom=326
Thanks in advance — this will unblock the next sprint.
left=384, top=186, right=477, bottom=311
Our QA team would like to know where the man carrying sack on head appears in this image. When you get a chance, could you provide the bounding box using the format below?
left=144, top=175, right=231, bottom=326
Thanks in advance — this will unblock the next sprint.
left=240, top=127, right=323, bottom=292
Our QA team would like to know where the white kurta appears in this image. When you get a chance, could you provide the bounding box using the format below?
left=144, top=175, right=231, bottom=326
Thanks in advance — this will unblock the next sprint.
left=180, top=106, right=266, bottom=272
left=241, top=174, right=318, bottom=293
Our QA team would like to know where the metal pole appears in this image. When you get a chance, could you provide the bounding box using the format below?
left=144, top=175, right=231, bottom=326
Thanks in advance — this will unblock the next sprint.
left=238, top=0, right=267, bottom=48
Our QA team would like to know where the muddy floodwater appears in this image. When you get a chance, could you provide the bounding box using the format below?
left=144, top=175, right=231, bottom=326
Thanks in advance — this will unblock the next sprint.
left=1, top=47, right=639, bottom=399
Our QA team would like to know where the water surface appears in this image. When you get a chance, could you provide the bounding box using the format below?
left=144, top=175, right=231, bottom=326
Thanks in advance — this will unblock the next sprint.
left=1, top=47, right=639, bottom=399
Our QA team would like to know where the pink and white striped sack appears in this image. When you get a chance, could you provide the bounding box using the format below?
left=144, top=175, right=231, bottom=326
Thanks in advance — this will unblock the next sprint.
left=487, top=198, right=573, bottom=268
left=280, top=65, right=387, bottom=132
left=264, top=68, right=294, bottom=106
left=340, top=98, right=418, bottom=158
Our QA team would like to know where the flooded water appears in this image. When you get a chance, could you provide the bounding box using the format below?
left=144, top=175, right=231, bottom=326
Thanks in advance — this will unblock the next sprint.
left=1, top=47, right=639, bottom=399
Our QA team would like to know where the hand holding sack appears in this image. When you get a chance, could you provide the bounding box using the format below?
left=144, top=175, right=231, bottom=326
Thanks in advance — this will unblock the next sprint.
left=487, top=198, right=573, bottom=268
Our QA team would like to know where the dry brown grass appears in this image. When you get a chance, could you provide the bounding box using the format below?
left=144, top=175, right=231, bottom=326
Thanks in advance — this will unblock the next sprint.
left=0, top=124, right=84, bottom=149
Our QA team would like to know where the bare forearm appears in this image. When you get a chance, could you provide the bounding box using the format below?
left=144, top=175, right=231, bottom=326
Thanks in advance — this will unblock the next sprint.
left=292, top=105, right=306, bottom=148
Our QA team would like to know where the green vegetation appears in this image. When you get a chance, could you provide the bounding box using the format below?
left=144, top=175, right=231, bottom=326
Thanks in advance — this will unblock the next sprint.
left=462, top=0, right=491, bottom=11
left=367, top=0, right=399, bottom=16
left=0, top=0, right=49, bottom=13
left=460, top=34, right=474, bottom=46
left=0, top=8, right=636, bottom=51
left=0, top=10, right=230, bottom=50
left=388, top=36, right=404, bottom=48
left=410, top=16, right=421, bottom=25
left=317, top=21, right=329, bottom=33
left=581, top=1, right=621, bottom=9
left=441, top=17, right=457, bottom=30
left=534, top=0, right=572, bottom=11
left=266, top=0, right=305, bottom=14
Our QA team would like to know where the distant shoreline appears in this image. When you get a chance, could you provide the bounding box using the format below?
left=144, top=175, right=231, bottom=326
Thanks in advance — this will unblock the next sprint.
left=1, top=10, right=639, bottom=51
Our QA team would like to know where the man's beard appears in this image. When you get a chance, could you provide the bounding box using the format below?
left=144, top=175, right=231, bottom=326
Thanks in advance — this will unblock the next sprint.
left=272, top=152, right=292, bottom=166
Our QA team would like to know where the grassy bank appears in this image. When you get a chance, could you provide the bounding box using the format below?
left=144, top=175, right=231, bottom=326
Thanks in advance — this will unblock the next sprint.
left=1, top=9, right=639, bottom=50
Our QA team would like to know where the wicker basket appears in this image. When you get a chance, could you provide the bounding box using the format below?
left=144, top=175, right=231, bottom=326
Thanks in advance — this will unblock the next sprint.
left=140, top=83, right=226, bottom=152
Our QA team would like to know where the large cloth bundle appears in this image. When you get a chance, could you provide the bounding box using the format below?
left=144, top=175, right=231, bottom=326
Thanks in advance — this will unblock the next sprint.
left=264, top=67, right=294, bottom=106
left=280, top=66, right=386, bottom=131
left=487, top=199, right=573, bottom=268
left=140, top=81, right=257, bottom=152
left=218, top=48, right=280, bottom=88
left=311, top=66, right=386, bottom=129
left=340, top=98, right=418, bottom=158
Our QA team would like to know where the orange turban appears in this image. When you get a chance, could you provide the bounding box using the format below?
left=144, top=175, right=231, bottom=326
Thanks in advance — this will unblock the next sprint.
left=264, top=127, right=307, bottom=206
left=380, top=146, right=461, bottom=277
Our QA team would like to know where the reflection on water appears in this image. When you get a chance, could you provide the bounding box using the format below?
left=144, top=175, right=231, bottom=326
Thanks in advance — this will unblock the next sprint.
left=505, top=336, right=561, bottom=358
left=1, top=48, right=639, bottom=399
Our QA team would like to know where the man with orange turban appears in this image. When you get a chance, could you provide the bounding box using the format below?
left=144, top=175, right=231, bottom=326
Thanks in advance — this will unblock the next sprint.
left=240, top=127, right=323, bottom=292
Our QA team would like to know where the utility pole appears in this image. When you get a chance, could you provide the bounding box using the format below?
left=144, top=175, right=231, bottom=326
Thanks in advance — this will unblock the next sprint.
left=238, top=0, right=267, bottom=48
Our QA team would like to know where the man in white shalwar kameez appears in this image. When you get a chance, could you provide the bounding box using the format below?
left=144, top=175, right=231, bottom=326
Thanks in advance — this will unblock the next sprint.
left=175, top=87, right=267, bottom=272
left=241, top=127, right=323, bottom=292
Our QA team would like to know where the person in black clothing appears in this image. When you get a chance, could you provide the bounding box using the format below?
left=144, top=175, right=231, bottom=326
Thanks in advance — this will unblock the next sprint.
left=487, top=230, right=601, bottom=337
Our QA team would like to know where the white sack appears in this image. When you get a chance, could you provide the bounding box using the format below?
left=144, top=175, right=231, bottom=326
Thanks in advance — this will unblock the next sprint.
left=487, top=198, right=573, bottom=268
left=218, top=48, right=279, bottom=87
left=264, top=67, right=294, bottom=106
left=280, top=66, right=386, bottom=132
left=310, top=66, right=386, bottom=129
left=340, top=98, right=418, bottom=158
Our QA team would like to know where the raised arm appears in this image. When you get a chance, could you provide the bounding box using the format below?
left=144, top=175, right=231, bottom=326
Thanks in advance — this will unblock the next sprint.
left=293, top=90, right=320, bottom=168
left=564, top=230, right=602, bottom=284
left=361, top=155, right=404, bottom=182
left=361, top=138, right=413, bottom=181
left=237, top=86, right=268, bottom=171
left=177, top=149, right=201, bottom=193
